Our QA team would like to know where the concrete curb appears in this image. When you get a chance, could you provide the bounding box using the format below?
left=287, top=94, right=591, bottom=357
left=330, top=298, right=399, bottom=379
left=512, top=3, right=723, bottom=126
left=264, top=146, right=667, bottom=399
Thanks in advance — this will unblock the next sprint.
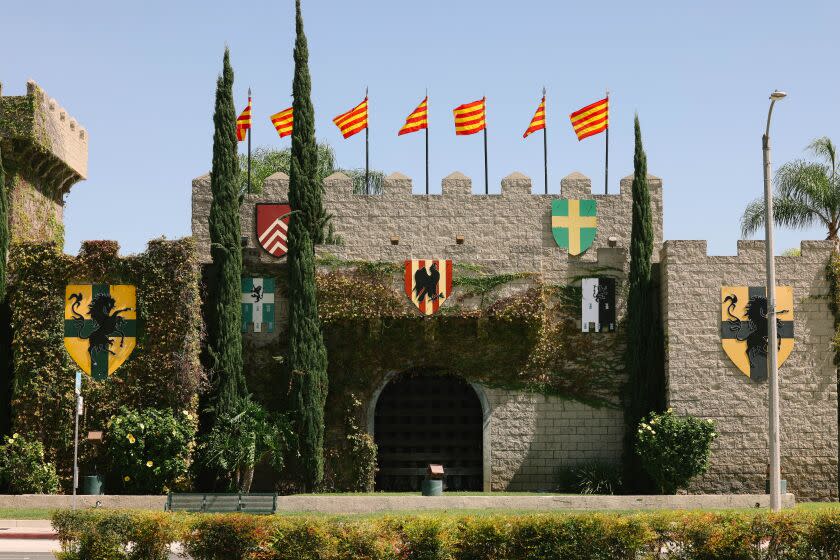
left=0, top=531, right=58, bottom=540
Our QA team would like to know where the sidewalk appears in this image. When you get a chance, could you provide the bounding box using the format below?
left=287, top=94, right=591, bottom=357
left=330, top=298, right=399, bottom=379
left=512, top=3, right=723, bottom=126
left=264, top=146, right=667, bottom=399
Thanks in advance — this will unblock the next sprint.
left=0, top=521, right=56, bottom=540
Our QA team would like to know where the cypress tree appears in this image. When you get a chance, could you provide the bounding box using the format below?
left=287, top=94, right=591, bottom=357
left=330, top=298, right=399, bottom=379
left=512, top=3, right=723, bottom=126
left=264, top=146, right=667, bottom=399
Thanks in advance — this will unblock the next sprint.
left=289, top=0, right=326, bottom=244
left=0, top=142, right=7, bottom=301
left=623, top=115, right=665, bottom=491
left=207, top=48, right=246, bottom=419
left=287, top=0, right=329, bottom=491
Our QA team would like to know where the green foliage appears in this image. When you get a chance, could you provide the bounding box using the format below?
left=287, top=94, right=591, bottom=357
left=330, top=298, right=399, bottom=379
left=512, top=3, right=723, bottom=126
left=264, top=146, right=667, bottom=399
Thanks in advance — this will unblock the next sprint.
left=105, top=407, right=197, bottom=494
left=623, top=115, right=665, bottom=492
left=323, top=394, right=378, bottom=492
left=207, top=48, right=247, bottom=421
left=0, top=433, right=59, bottom=493
left=557, top=461, right=622, bottom=495
left=287, top=0, right=330, bottom=492
left=0, top=143, right=8, bottom=301
left=290, top=0, right=326, bottom=244
left=184, top=514, right=276, bottom=560
left=742, top=136, right=840, bottom=241
left=196, top=398, right=292, bottom=492
left=342, top=167, right=385, bottom=195
left=825, top=251, right=840, bottom=366
left=53, top=509, right=840, bottom=560
left=635, top=409, right=718, bottom=494
left=8, top=239, right=201, bottom=488
left=237, top=144, right=336, bottom=195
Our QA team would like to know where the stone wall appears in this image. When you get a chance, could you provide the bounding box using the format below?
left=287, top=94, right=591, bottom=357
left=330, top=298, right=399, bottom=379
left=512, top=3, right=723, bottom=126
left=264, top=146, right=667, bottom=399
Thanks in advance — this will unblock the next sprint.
left=484, top=387, right=624, bottom=491
left=191, top=169, right=650, bottom=491
left=661, top=239, right=838, bottom=501
left=0, top=80, right=87, bottom=243
left=192, top=169, right=664, bottom=274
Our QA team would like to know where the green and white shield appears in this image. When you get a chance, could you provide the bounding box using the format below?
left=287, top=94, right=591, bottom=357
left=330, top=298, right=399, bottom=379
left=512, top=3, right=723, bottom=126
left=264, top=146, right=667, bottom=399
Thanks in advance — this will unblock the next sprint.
left=241, top=278, right=275, bottom=333
left=551, top=199, right=597, bottom=256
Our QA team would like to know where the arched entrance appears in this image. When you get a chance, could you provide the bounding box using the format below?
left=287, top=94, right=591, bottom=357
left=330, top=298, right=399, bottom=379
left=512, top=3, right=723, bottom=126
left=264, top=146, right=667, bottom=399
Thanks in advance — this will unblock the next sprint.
left=373, top=371, right=484, bottom=491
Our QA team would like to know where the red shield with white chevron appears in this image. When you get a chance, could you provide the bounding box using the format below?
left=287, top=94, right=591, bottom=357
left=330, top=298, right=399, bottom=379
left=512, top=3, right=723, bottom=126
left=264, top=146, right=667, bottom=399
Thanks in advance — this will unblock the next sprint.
left=256, top=203, right=291, bottom=258
left=404, top=259, right=453, bottom=316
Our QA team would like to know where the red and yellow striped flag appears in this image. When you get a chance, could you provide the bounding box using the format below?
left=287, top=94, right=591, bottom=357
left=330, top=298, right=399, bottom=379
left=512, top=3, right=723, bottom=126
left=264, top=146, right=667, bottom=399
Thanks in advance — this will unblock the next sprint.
left=236, top=96, right=252, bottom=142
left=569, top=97, right=608, bottom=141
left=398, top=97, right=428, bottom=136
left=523, top=96, right=546, bottom=138
left=453, top=97, right=485, bottom=136
left=270, top=107, right=293, bottom=138
left=333, top=97, right=368, bottom=139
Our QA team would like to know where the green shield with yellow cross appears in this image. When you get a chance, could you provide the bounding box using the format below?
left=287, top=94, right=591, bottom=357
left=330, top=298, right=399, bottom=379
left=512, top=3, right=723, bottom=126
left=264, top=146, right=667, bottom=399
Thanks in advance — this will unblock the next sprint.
left=64, top=284, right=137, bottom=380
left=551, top=199, right=597, bottom=256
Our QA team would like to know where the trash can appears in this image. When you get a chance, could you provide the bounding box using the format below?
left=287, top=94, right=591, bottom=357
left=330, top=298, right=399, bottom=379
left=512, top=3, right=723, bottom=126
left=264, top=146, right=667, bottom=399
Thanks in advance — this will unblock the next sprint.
left=422, top=464, right=444, bottom=496
left=80, top=475, right=104, bottom=495
left=765, top=479, right=787, bottom=495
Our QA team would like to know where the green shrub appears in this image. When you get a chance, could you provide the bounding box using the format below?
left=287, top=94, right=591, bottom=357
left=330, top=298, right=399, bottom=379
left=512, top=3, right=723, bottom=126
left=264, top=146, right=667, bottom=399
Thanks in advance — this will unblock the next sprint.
left=0, top=433, right=60, bottom=493
left=51, top=509, right=840, bottom=560
left=196, top=398, right=291, bottom=492
left=184, top=513, right=276, bottom=560
left=557, top=461, right=622, bottom=495
left=635, top=409, right=717, bottom=494
left=106, top=407, right=197, bottom=494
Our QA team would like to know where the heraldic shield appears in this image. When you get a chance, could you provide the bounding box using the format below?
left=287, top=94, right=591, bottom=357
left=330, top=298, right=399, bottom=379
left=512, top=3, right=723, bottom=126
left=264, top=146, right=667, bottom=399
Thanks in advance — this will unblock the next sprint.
left=256, top=203, right=292, bottom=258
left=551, top=199, right=597, bottom=256
left=65, top=284, right=137, bottom=380
left=405, top=259, right=453, bottom=316
left=720, top=286, right=794, bottom=382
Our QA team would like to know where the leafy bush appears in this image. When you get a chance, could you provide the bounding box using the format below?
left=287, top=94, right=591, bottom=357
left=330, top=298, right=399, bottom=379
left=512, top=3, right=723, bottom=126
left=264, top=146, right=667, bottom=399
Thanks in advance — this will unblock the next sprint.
left=51, top=509, right=840, bottom=560
left=106, top=407, right=197, bottom=494
left=557, top=461, right=622, bottom=495
left=196, top=398, right=291, bottom=492
left=0, top=433, right=60, bottom=493
left=635, top=408, right=717, bottom=494
left=322, top=393, right=378, bottom=493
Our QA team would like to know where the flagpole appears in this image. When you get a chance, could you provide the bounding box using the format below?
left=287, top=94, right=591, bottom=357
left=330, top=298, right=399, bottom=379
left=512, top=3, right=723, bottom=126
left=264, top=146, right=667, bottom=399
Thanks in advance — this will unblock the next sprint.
left=604, top=89, right=609, bottom=195
left=543, top=88, right=548, bottom=195
left=425, top=89, right=429, bottom=195
left=365, top=87, right=370, bottom=195
left=483, top=97, right=488, bottom=194
left=247, top=87, right=252, bottom=194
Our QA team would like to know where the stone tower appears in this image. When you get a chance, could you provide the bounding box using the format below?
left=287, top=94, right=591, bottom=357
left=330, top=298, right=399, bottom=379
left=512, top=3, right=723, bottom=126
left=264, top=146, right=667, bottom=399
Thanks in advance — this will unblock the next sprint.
left=0, top=80, right=88, bottom=244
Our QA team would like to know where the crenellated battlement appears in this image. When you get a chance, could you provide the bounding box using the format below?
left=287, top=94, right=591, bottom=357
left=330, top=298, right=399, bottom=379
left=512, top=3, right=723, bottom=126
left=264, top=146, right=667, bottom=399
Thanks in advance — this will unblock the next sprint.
left=0, top=80, right=88, bottom=193
left=192, top=169, right=663, bottom=277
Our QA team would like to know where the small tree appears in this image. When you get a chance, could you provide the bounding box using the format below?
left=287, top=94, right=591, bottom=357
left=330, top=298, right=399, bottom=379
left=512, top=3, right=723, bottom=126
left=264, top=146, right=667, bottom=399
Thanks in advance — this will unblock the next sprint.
left=206, top=48, right=247, bottom=419
left=287, top=0, right=330, bottom=491
left=623, top=115, right=665, bottom=491
left=635, top=409, right=718, bottom=494
left=0, top=433, right=60, bottom=494
left=0, top=142, right=7, bottom=301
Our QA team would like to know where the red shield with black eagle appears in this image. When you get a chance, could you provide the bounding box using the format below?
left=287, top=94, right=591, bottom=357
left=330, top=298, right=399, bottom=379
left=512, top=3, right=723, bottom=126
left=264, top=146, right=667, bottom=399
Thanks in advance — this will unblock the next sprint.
left=256, top=203, right=291, bottom=258
left=404, top=259, right=453, bottom=316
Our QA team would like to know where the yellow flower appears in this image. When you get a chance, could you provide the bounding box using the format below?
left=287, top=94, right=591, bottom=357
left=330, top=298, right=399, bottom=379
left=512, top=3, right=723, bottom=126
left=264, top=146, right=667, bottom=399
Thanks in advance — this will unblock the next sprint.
left=12, top=433, right=19, bottom=439
left=146, top=461, right=154, bottom=467
left=123, top=476, right=131, bottom=482
left=127, top=434, right=136, bottom=444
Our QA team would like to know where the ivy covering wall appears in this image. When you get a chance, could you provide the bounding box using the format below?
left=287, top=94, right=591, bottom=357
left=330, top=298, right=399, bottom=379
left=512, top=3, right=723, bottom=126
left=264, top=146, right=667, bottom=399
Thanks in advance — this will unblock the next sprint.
left=7, top=239, right=202, bottom=486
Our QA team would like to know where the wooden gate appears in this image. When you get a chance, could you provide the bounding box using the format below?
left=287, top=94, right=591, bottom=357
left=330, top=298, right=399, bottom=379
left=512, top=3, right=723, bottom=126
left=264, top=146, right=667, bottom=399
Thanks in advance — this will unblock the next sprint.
left=374, top=373, right=483, bottom=491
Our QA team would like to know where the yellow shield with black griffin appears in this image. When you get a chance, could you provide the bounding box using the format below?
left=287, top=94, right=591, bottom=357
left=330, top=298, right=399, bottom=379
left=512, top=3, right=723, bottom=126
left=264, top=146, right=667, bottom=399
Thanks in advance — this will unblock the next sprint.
left=720, top=286, right=794, bottom=381
left=64, top=284, right=137, bottom=380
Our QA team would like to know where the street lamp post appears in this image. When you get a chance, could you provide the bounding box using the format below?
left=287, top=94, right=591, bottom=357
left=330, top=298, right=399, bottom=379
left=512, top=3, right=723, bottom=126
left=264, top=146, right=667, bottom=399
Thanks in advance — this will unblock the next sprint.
left=763, top=89, right=786, bottom=512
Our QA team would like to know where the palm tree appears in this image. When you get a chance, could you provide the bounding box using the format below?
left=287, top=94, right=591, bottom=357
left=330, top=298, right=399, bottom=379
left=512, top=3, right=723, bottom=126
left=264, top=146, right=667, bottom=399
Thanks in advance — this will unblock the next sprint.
left=741, top=137, right=840, bottom=242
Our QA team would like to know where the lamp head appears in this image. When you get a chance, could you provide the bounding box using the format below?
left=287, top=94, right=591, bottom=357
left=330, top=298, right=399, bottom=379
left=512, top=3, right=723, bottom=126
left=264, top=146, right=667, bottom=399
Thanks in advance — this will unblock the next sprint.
left=770, top=90, right=787, bottom=101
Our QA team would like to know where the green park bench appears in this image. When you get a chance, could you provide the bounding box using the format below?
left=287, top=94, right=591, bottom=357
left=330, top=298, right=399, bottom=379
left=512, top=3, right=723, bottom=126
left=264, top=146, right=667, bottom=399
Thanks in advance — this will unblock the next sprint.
left=165, top=492, right=278, bottom=514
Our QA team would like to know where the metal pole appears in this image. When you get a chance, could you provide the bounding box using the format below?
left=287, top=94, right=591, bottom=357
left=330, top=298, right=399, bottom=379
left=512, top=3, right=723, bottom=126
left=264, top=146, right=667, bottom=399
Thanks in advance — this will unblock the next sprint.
left=425, top=125, right=429, bottom=195
left=365, top=88, right=369, bottom=195
left=247, top=88, right=252, bottom=194
left=543, top=88, right=548, bottom=194
left=72, top=373, right=81, bottom=511
left=763, top=93, right=783, bottom=512
left=483, top=126, right=488, bottom=195
left=604, top=91, right=609, bottom=195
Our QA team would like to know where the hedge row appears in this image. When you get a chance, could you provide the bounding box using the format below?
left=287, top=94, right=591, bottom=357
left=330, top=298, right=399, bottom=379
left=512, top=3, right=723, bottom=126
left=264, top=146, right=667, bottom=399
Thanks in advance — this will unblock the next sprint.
left=52, top=508, right=840, bottom=560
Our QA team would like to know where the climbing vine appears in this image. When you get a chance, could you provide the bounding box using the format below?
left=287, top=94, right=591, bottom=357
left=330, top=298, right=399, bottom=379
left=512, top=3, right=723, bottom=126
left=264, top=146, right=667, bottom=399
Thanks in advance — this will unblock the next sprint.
left=826, top=250, right=840, bottom=365
left=7, top=239, right=202, bottom=487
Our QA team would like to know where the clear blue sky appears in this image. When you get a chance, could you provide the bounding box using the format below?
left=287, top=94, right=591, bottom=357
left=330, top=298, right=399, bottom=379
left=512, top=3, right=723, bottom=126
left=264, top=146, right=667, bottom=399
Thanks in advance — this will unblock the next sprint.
left=2, top=1, right=837, bottom=255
